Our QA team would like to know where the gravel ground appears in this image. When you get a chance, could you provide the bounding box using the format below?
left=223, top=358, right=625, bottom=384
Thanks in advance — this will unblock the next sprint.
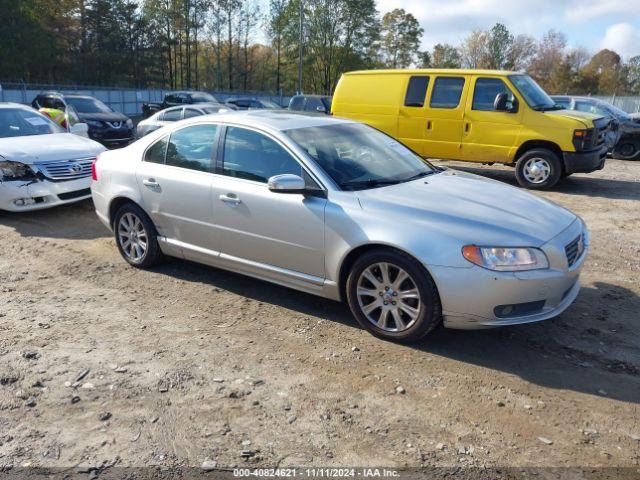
left=0, top=159, right=639, bottom=474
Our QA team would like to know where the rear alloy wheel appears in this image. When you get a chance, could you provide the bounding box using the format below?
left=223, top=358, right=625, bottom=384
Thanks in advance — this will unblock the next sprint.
left=613, top=140, right=640, bottom=161
left=515, top=148, right=562, bottom=189
left=114, top=203, right=163, bottom=268
left=346, top=249, right=441, bottom=342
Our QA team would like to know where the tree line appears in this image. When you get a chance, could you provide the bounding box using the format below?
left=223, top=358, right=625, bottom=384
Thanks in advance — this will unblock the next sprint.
left=2, top=0, right=640, bottom=96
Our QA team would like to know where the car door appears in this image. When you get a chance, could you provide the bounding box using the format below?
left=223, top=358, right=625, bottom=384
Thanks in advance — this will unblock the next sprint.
left=397, top=75, right=430, bottom=155
left=136, top=123, right=221, bottom=255
left=211, top=125, right=327, bottom=278
left=423, top=76, right=468, bottom=159
left=460, top=76, right=523, bottom=163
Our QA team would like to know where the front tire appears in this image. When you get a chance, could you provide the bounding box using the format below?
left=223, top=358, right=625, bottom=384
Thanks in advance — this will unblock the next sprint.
left=346, top=249, right=441, bottom=342
left=515, top=148, right=562, bottom=189
left=613, top=139, right=640, bottom=161
left=113, top=203, right=163, bottom=268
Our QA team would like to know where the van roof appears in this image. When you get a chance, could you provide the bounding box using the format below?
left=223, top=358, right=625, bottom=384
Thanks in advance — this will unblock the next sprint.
left=343, top=69, right=520, bottom=76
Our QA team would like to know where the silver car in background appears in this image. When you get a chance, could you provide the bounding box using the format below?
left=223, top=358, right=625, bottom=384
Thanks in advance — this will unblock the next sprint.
left=91, top=111, right=588, bottom=342
left=136, top=103, right=234, bottom=138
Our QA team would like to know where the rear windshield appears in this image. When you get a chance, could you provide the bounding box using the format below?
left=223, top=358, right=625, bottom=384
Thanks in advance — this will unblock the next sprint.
left=0, top=108, right=63, bottom=138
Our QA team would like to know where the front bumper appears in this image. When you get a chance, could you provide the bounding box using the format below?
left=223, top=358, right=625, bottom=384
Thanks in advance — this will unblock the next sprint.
left=563, top=145, right=607, bottom=174
left=430, top=219, right=587, bottom=330
left=0, top=176, right=92, bottom=212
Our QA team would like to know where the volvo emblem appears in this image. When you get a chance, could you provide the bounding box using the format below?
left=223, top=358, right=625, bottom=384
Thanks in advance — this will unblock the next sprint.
left=69, top=163, right=83, bottom=173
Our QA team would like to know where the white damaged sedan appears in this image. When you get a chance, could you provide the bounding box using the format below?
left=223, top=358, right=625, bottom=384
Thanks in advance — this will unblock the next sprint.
left=0, top=103, right=105, bottom=211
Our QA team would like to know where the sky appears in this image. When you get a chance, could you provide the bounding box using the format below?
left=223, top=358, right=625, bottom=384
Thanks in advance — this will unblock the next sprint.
left=374, top=0, right=640, bottom=59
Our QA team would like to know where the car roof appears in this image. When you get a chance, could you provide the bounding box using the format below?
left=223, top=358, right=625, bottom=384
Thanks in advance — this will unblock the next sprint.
left=194, top=109, right=353, bottom=131
left=0, top=102, right=35, bottom=110
left=344, top=68, right=517, bottom=76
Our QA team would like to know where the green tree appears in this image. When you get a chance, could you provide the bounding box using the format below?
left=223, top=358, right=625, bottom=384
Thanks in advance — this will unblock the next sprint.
left=379, top=8, right=423, bottom=68
left=485, top=23, right=513, bottom=69
left=429, top=43, right=461, bottom=68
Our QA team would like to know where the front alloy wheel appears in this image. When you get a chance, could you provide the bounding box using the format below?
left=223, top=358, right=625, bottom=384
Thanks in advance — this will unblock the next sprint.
left=346, top=249, right=441, bottom=342
left=356, top=262, right=421, bottom=332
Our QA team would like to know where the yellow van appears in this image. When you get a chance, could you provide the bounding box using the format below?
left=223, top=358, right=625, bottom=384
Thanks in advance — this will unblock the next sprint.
left=331, top=69, right=610, bottom=189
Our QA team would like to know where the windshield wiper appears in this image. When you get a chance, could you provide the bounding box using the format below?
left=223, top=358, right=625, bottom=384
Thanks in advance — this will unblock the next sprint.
left=339, top=178, right=401, bottom=190
left=532, top=104, right=563, bottom=112
left=401, top=170, right=437, bottom=182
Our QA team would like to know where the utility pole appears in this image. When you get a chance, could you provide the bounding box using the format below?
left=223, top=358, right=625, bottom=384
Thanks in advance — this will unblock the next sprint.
left=297, top=0, right=303, bottom=94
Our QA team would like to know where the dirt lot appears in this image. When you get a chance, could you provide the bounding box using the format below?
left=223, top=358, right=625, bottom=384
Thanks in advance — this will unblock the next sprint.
left=0, top=159, right=639, bottom=474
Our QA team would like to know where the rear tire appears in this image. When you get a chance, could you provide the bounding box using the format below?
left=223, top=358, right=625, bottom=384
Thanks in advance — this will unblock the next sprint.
left=346, top=249, right=441, bottom=343
left=113, top=203, right=163, bottom=268
left=515, top=148, right=562, bottom=189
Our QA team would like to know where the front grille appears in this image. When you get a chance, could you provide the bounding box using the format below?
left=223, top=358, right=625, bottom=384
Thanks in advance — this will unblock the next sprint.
left=57, top=188, right=91, bottom=200
left=35, top=157, right=95, bottom=181
left=565, top=234, right=584, bottom=267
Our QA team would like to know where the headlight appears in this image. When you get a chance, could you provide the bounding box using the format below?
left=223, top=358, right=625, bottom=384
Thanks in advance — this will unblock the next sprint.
left=462, top=246, right=549, bottom=271
left=0, top=160, right=36, bottom=182
left=572, top=128, right=594, bottom=151
left=126, top=119, right=133, bottom=128
left=86, top=120, right=103, bottom=128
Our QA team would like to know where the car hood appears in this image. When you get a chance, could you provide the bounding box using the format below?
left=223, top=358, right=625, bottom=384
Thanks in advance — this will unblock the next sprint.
left=355, top=169, right=577, bottom=246
left=546, top=108, right=604, bottom=127
left=0, top=133, right=105, bottom=164
left=78, top=111, right=130, bottom=122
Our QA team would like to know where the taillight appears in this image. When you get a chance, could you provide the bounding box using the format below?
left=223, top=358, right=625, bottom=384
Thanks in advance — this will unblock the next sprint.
left=91, top=155, right=100, bottom=181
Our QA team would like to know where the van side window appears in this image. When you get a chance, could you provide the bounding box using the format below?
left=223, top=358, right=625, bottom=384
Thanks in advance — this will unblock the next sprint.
left=472, top=78, right=514, bottom=111
left=144, top=135, right=169, bottom=164
left=404, top=76, right=429, bottom=107
left=430, top=77, right=465, bottom=109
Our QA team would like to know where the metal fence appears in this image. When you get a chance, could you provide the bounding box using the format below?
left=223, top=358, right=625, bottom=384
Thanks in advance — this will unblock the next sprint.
left=2, top=80, right=640, bottom=115
left=591, top=95, right=640, bottom=114
left=0, top=81, right=291, bottom=117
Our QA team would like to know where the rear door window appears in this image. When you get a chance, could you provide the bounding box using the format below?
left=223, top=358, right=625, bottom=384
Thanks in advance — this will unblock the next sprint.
left=404, top=76, right=429, bottom=107
left=289, top=96, right=304, bottom=110
left=430, top=77, right=465, bottom=109
left=166, top=124, right=218, bottom=172
left=183, top=108, right=204, bottom=119
left=144, top=135, right=169, bottom=164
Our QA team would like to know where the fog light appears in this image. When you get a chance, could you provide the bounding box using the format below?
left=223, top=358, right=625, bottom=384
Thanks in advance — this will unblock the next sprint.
left=13, top=198, right=37, bottom=206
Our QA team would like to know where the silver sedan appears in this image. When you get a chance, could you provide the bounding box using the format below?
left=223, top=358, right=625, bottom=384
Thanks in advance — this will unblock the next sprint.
left=91, top=111, right=588, bottom=342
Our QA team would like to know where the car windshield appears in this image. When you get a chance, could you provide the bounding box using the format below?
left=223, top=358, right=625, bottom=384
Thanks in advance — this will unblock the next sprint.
left=509, top=75, right=559, bottom=111
left=0, top=108, right=63, bottom=138
left=190, top=92, right=217, bottom=103
left=286, top=123, right=437, bottom=190
left=67, top=97, right=113, bottom=114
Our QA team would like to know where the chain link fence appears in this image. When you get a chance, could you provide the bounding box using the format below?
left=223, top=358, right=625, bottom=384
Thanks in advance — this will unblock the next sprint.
left=0, top=81, right=291, bottom=117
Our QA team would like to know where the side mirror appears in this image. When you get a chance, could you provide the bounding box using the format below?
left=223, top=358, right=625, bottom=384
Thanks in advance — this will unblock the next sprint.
left=494, top=93, right=517, bottom=113
left=70, top=122, right=89, bottom=137
left=268, top=174, right=306, bottom=194
left=316, top=105, right=327, bottom=113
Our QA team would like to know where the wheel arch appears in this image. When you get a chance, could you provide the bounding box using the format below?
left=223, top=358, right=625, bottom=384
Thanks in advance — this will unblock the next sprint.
left=514, top=140, right=564, bottom=165
left=108, top=196, right=146, bottom=228
left=337, top=242, right=440, bottom=303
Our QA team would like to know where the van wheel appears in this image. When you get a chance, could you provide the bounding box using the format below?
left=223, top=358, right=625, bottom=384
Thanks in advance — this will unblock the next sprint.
left=113, top=203, right=163, bottom=268
left=346, top=249, right=442, bottom=343
left=515, top=148, right=562, bottom=189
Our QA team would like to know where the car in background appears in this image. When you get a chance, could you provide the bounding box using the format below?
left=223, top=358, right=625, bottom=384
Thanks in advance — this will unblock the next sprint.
left=32, top=92, right=134, bottom=147
left=224, top=98, right=283, bottom=110
left=136, top=103, right=234, bottom=138
left=552, top=95, right=640, bottom=161
left=92, top=110, right=587, bottom=342
left=288, top=94, right=332, bottom=114
left=141, top=91, right=222, bottom=118
left=0, top=103, right=105, bottom=211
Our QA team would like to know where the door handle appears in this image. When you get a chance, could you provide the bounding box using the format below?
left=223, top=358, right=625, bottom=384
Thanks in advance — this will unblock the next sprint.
left=464, top=122, right=471, bottom=133
left=219, top=193, right=241, bottom=205
left=143, top=178, right=160, bottom=188
left=426, top=120, right=432, bottom=130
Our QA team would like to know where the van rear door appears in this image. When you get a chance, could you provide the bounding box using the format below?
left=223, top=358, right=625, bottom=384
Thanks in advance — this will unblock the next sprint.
left=422, top=75, right=468, bottom=160
left=397, top=75, right=430, bottom=155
